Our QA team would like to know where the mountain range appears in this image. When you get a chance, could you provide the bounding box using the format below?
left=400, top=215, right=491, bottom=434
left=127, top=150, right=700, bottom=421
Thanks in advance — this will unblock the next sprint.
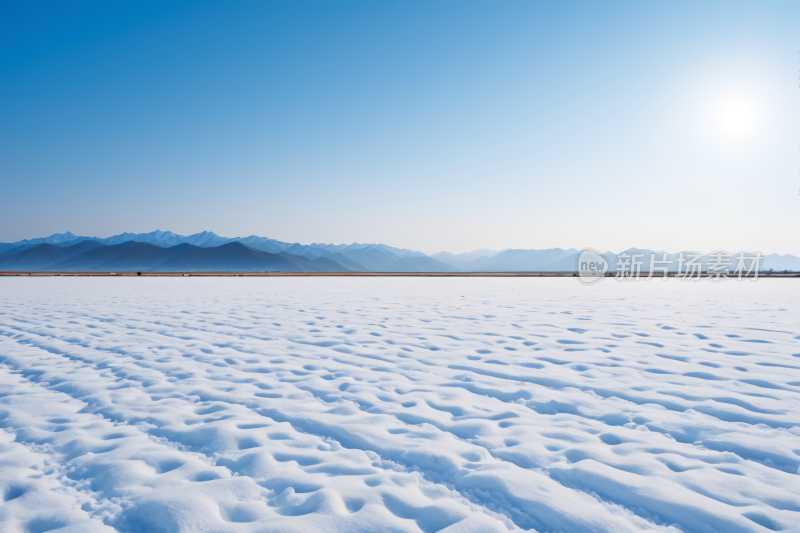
left=0, top=232, right=455, bottom=273
left=1, top=231, right=799, bottom=272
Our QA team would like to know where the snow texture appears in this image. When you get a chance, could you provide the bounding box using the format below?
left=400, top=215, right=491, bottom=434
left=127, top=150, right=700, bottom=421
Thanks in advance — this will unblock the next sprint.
left=0, top=277, right=799, bottom=533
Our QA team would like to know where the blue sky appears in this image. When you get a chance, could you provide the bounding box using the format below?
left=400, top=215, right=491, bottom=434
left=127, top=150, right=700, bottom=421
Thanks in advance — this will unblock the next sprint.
left=1, top=0, right=798, bottom=254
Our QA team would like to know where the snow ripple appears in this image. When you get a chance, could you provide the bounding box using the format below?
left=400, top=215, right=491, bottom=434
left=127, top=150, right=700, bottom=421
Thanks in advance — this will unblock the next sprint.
left=0, top=277, right=799, bottom=532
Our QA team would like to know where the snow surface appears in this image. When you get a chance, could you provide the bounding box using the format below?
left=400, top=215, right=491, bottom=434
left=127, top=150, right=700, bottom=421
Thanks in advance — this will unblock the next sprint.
left=1, top=277, right=799, bottom=533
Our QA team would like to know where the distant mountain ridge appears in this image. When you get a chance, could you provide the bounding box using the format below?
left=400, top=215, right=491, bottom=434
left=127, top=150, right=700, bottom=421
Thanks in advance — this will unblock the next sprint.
left=0, top=241, right=356, bottom=273
left=0, top=230, right=429, bottom=258
left=0, top=232, right=457, bottom=273
left=1, top=232, right=798, bottom=272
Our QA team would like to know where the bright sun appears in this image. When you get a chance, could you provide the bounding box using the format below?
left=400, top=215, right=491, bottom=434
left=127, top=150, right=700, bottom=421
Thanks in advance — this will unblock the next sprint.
left=704, top=95, right=758, bottom=142
left=717, top=100, right=755, bottom=136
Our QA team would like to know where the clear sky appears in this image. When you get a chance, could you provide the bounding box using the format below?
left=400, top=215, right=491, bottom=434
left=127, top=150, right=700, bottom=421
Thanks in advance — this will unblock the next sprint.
left=1, top=0, right=798, bottom=255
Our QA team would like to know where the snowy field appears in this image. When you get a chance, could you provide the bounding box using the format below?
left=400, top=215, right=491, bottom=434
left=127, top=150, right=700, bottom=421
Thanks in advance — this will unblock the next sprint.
left=1, top=277, right=799, bottom=533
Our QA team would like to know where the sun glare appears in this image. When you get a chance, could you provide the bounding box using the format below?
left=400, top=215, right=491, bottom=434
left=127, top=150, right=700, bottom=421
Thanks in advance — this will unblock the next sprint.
left=703, top=94, right=759, bottom=143
left=716, top=99, right=755, bottom=136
